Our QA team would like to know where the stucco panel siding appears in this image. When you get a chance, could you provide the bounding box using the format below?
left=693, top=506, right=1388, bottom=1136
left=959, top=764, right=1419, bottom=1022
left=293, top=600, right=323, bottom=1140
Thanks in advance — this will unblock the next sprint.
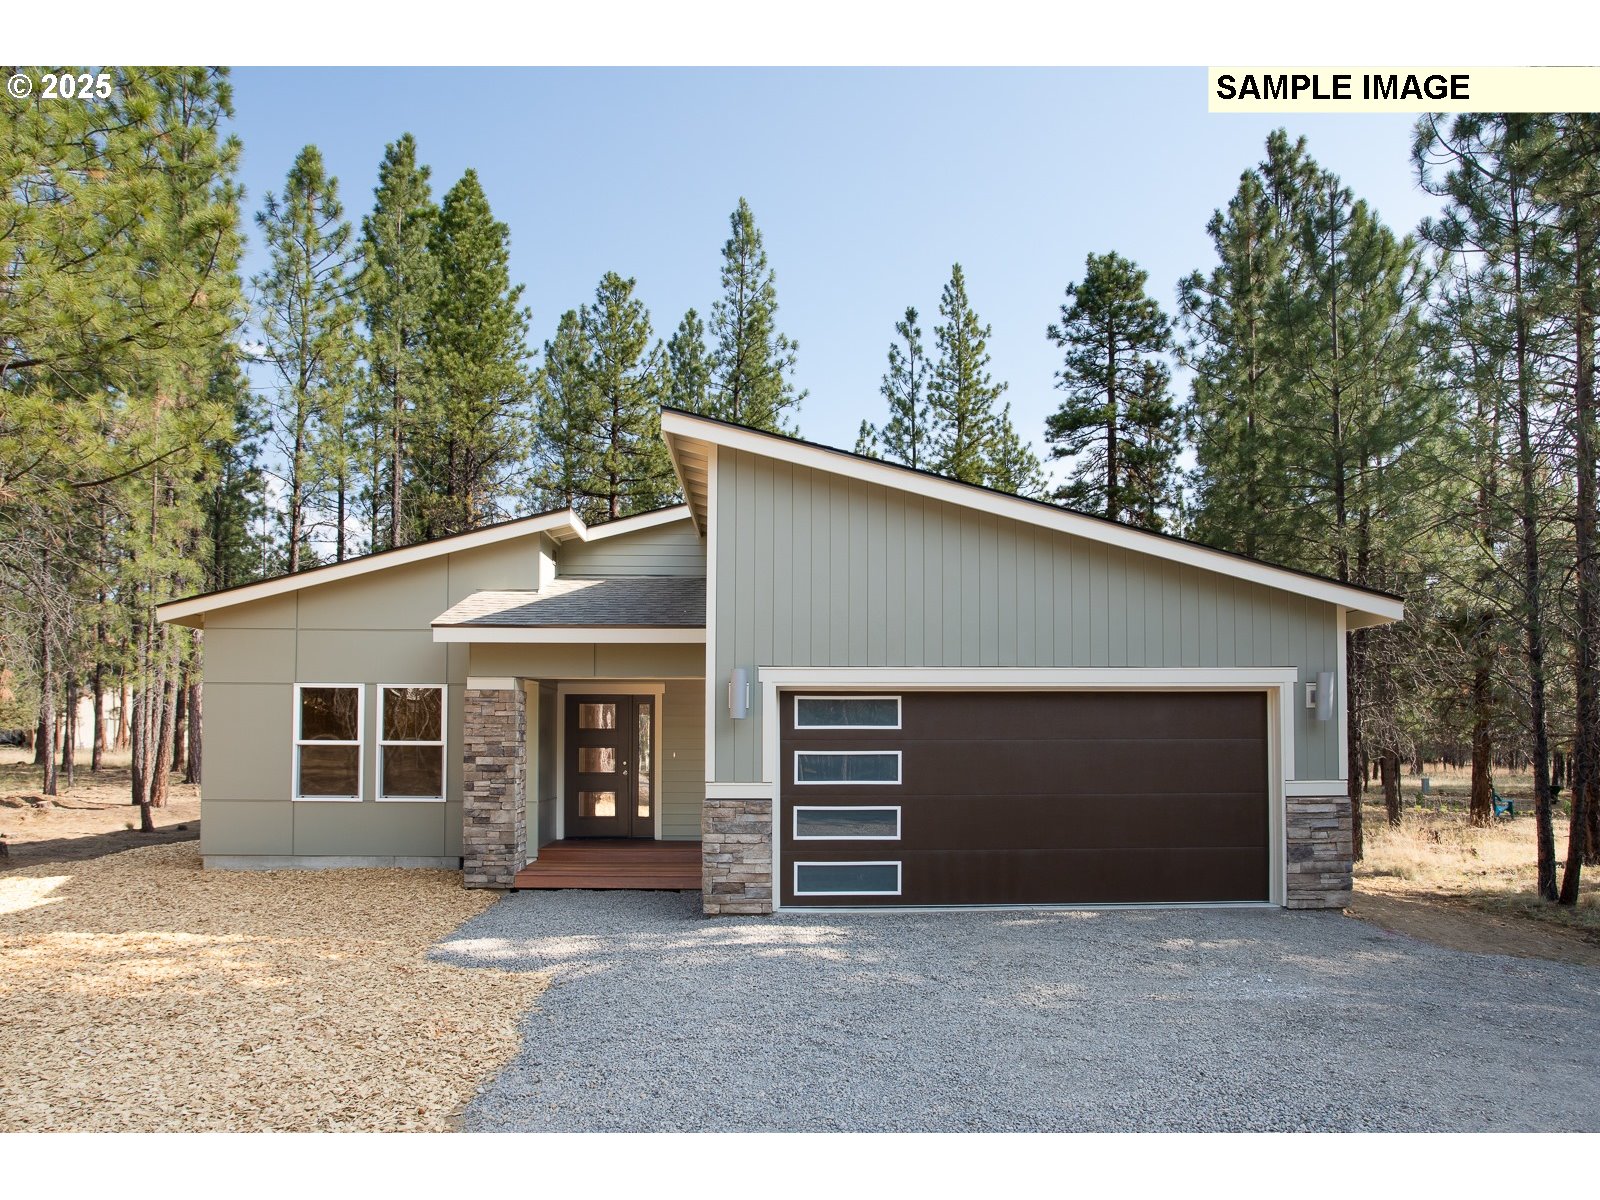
left=559, top=518, right=705, bottom=577
left=201, top=591, right=297, bottom=629
left=295, top=558, right=449, bottom=630
left=291, top=798, right=454, bottom=858
left=661, top=680, right=705, bottom=840
left=200, top=801, right=293, bottom=856
left=296, top=630, right=447, bottom=686
left=204, top=627, right=297, bottom=684
left=446, top=536, right=543, bottom=604
left=202, top=682, right=292, bottom=801
left=713, top=448, right=1342, bottom=782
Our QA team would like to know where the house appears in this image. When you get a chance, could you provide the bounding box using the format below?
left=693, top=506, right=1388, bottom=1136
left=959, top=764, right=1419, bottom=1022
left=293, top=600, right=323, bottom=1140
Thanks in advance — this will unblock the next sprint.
left=157, top=407, right=1403, bottom=914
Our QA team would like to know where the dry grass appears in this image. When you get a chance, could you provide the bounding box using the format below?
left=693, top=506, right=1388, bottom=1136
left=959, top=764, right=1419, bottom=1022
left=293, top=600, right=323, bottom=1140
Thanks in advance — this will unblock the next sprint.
left=1358, top=796, right=1600, bottom=936
left=0, top=842, right=546, bottom=1131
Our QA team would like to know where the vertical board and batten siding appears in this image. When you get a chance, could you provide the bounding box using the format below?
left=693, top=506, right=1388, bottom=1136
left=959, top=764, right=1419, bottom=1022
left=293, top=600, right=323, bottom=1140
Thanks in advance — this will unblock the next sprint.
left=712, top=447, right=1342, bottom=783
left=556, top=517, right=706, bottom=577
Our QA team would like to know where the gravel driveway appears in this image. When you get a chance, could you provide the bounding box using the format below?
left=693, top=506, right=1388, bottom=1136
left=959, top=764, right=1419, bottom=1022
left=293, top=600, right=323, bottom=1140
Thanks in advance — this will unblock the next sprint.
left=434, top=892, right=1600, bottom=1132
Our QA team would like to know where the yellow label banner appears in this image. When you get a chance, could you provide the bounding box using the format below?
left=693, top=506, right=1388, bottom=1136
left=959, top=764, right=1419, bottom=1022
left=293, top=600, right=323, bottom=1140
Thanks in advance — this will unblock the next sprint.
left=1208, top=67, right=1600, bottom=113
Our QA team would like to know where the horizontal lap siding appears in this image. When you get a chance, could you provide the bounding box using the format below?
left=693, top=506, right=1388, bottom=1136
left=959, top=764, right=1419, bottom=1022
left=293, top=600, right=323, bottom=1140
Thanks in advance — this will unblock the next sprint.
left=557, top=519, right=707, bottom=577
left=713, top=448, right=1340, bottom=783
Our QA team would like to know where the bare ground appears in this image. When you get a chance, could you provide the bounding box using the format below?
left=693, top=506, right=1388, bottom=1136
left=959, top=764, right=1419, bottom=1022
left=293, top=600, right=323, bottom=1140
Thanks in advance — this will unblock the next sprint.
left=1, top=746, right=200, bottom=868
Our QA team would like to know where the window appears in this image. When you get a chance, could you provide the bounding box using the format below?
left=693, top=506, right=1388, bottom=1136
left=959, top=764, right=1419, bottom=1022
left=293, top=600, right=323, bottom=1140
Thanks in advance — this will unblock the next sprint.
left=295, top=685, right=362, bottom=801
left=794, top=807, right=901, bottom=840
left=794, top=750, right=901, bottom=785
left=379, top=685, right=445, bottom=801
left=794, top=695, right=901, bottom=729
left=793, top=861, right=902, bottom=896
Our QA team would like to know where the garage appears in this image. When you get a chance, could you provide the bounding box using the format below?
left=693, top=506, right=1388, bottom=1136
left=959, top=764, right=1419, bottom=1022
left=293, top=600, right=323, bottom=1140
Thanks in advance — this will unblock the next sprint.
left=778, top=691, right=1271, bottom=907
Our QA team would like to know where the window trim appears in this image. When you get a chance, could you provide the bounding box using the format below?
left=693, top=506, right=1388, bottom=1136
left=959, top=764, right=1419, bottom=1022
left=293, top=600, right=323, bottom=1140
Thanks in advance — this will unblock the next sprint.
left=377, top=684, right=447, bottom=803
left=792, top=860, right=903, bottom=897
left=793, top=749, right=902, bottom=786
left=792, top=805, right=902, bottom=841
left=793, top=694, right=902, bottom=730
left=292, top=683, right=365, bottom=803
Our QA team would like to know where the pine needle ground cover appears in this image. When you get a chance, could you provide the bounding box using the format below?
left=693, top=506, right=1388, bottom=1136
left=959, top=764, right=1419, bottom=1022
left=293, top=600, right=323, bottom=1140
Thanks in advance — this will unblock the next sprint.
left=0, top=843, right=546, bottom=1131
left=1357, top=767, right=1600, bottom=940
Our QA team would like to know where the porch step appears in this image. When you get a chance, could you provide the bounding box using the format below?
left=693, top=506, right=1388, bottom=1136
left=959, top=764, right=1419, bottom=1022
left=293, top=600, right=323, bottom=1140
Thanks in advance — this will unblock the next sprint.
left=511, top=839, right=701, bottom=891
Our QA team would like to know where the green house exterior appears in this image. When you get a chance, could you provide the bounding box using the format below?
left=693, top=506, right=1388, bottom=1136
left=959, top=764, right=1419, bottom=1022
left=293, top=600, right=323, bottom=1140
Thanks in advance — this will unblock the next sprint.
left=160, top=408, right=1402, bottom=913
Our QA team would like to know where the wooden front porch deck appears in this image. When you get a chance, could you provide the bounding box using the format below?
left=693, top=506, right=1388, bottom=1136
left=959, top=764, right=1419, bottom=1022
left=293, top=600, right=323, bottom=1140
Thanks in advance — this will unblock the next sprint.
left=511, top=839, right=702, bottom=891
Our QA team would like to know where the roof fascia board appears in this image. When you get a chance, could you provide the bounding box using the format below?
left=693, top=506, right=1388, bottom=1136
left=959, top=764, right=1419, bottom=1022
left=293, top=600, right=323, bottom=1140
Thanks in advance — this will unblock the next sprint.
left=431, top=626, right=706, bottom=644
left=582, top=505, right=694, bottom=541
left=659, top=410, right=1403, bottom=623
left=158, top=510, right=586, bottom=625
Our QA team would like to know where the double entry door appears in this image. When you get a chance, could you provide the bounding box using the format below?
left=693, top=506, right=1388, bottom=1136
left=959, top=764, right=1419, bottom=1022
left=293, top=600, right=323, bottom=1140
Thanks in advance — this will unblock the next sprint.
left=564, top=693, right=656, bottom=838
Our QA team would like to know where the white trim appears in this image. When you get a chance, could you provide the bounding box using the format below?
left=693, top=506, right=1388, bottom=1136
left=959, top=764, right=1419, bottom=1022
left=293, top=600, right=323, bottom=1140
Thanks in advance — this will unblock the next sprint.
left=465, top=676, right=517, bottom=691
left=292, top=683, right=365, bottom=803
left=758, top=666, right=1299, bottom=912
left=792, top=860, right=903, bottom=897
left=792, top=694, right=902, bottom=730
left=793, top=805, right=902, bottom=841
left=660, top=409, right=1404, bottom=625
left=705, top=781, right=773, bottom=800
left=1285, top=780, right=1352, bottom=797
left=793, top=749, right=903, bottom=786
left=582, top=505, right=693, bottom=541
left=1336, top=605, right=1350, bottom=783
left=553, top=682, right=666, bottom=844
left=703, top=446, right=719, bottom=786
left=433, top=625, right=704, bottom=644
left=376, top=684, right=447, bottom=803
left=158, top=511, right=585, bottom=625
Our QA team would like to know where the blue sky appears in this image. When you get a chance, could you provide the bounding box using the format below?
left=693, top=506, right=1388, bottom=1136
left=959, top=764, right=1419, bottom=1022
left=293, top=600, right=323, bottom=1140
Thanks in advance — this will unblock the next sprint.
left=228, top=67, right=1438, bottom=474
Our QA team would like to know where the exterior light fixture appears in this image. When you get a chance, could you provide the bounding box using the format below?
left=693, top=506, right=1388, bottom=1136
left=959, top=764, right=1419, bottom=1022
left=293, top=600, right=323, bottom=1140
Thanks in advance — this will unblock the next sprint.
left=728, top=668, right=750, bottom=719
left=1315, top=670, right=1335, bottom=722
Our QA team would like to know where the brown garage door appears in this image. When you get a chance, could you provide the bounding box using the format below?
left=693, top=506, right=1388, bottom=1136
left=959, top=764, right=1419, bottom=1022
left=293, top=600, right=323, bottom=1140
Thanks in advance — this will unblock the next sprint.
left=778, top=691, right=1269, bottom=907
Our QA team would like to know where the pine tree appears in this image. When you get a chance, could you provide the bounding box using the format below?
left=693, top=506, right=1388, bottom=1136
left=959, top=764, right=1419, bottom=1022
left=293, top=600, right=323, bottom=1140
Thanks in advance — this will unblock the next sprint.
left=666, top=308, right=712, bottom=413
left=858, top=307, right=931, bottom=468
left=707, top=198, right=803, bottom=431
left=1045, top=251, right=1180, bottom=529
left=1179, top=169, right=1293, bottom=557
left=415, top=169, right=533, bottom=538
left=926, top=263, right=1007, bottom=486
left=576, top=273, right=679, bottom=520
left=530, top=311, right=602, bottom=519
left=252, top=145, right=360, bottom=575
left=987, top=404, right=1048, bottom=499
left=358, top=134, right=438, bottom=550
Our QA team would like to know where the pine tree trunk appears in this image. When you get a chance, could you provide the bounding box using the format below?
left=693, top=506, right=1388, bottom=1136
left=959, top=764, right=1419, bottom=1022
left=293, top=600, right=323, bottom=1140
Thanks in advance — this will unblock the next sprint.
left=1562, top=223, right=1599, bottom=899
left=60, top=674, right=76, bottom=791
left=38, top=617, right=57, bottom=796
left=117, top=681, right=131, bottom=749
left=1346, top=631, right=1363, bottom=860
left=1382, top=748, right=1401, bottom=828
left=91, top=655, right=105, bottom=773
left=171, top=662, right=188, bottom=774
left=185, top=659, right=202, bottom=787
left=1469, top=623, right=1495, bottom=826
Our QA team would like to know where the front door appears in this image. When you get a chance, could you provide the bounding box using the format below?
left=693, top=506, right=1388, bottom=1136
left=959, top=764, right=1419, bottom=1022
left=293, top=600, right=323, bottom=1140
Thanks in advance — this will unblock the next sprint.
left=564, top=694, right=656, bottom=838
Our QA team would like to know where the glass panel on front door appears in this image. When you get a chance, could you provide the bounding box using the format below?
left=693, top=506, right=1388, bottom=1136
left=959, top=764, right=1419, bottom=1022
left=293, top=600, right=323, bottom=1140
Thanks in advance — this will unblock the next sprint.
left=565, top=694, right=656, bottom=839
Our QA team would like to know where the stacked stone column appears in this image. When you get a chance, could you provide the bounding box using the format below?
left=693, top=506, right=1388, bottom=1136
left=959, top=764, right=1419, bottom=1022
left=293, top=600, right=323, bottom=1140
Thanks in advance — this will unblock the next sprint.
left=462, top=685, right=526, bottom=889
left=702, top=795, right=773, bottom=915
left=1285, top=794, right=1353, bottom=908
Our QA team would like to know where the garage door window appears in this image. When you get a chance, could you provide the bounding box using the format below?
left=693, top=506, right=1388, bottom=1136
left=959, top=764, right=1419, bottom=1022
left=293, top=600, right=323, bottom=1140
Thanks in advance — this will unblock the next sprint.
left=794, top=696, right=900, bottom=729
left=794, top=750, right=901, bottom=784
left=793, top=806, right=901, bottom=840
left=794, top=861, right=902, bottom=896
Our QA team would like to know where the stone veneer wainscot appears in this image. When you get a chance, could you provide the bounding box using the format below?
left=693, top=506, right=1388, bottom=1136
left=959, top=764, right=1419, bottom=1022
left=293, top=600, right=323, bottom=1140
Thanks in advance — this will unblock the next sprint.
left=462, top=686, right=526, bottom=889
left=702, top=795, right=773, bottom=915
left=1285, top=794, right=1354, bottom=909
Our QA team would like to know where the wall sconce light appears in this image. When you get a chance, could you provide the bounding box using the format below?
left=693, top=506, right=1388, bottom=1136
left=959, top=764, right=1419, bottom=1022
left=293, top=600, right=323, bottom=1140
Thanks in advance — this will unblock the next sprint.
left=1315, top=670, right=1335, bottom=722
left=728, top=667, right=750, bottom=720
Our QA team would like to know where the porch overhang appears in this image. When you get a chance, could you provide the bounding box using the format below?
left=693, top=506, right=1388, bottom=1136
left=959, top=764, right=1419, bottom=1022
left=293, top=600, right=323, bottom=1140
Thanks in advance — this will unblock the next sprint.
left=432, top=577, right=707, bottom=644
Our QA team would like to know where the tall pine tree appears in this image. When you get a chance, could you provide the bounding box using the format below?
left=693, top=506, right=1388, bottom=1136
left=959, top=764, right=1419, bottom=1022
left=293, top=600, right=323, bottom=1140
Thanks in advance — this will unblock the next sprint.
left=252, top=145, right=360, bottom=574
left=926, top=264, right=1007, bottom=486
left=857, top=306, right=931, bottom=468
left=530, top=310, right=602, bottom=518
left=414, top=169, right=533, bottom=539
left=666, top=308, right=712, bottom=413
left=358, top=134, right=438, bottom=550
left=706, top=198, right=803, bottom=431
left=1045, top=251, right=1180, bottom=529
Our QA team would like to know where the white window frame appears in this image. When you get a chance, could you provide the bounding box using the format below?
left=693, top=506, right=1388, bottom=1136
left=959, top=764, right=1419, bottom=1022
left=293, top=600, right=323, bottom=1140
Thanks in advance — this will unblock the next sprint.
left=292, top=683, right=365, bottom=803
left=793, top=694, right=902, bottom=730
left=792, top=805, right=902, bottom=841
left=792, top=860, right=903, bottom=897
left=377, top=684, right=447, bottom=803
left=793, top=749, right=902, bottom=785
